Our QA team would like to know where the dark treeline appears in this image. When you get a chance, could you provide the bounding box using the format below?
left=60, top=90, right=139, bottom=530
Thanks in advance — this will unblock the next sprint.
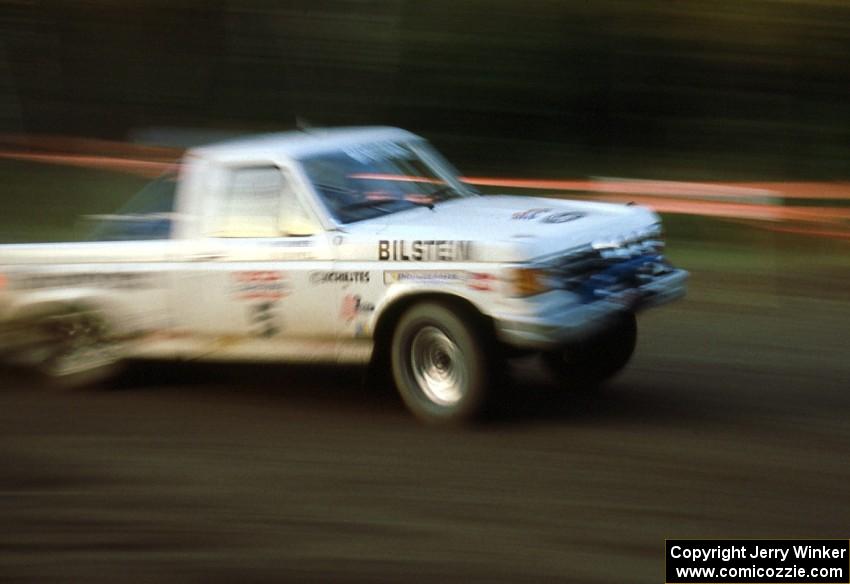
left=2, top=0, right=849, bottom=179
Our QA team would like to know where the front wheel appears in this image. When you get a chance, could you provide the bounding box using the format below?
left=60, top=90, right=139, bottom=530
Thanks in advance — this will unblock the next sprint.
left=542, top=312, right=637, bottom=389
left=391, top=302, right=493, bottom=424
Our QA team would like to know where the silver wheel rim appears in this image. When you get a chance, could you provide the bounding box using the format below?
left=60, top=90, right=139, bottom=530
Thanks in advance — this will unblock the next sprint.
left=410, top=326, right=466, bottom=406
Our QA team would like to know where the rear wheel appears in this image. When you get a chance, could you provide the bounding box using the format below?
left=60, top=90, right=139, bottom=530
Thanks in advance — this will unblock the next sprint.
left=32, top=309, right=124, bottom=389
left=542, top=312, right=637, bottom=389
left=391, top=302, right=493, bottom=424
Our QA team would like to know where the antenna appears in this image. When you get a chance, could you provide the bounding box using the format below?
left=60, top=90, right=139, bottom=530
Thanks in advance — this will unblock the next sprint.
left=295, top=116, right=313, bottom=133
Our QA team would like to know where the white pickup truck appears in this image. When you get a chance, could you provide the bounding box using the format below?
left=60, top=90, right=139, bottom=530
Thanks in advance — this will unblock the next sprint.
left=0, top=127, right=687, bottom=423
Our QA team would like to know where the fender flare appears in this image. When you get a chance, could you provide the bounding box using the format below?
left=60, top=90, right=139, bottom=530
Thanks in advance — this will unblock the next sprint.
left=6, top=288, right=127, bottom=336
left=368, top=284, right=497, bottom=364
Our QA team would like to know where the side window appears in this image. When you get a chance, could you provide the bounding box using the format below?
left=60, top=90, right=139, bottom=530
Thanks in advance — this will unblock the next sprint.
left=211, top=166, right=317, bottom=237
left=90, top=171, right=177, bottom=241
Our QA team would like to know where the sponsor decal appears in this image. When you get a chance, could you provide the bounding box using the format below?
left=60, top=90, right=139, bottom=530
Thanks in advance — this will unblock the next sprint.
left=512, top=208, right=552, bottom=220
left=383, top=270, right=467, bottom=285
left=248, top=301, right=282, bottom=338
left=12, top=272, right=155, bottom=291
left=383, top=270, right=498, bottom=291
left=232, top=271, right=290, bottom=300
left=467, top=272, right=498, bottom=291
left=378, top=240, right=472, bottom=262
left=340, top=294, right=375, bottom=322
left=541, top=211, right=585, bottom=224
left=309, top=271, right=370, bottom=285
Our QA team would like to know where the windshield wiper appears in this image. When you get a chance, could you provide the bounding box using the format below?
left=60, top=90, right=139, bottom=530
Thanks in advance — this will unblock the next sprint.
left=428, top=185, right=459, bottom=202
left=339, top=199, right=434, bottom=212
left=405, top=198, right=435, bottom=210
left=337, top=199, right=409, bottom=213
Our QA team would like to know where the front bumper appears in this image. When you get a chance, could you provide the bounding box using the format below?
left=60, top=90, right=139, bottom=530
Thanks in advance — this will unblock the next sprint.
left=494, top=268, right=688, bottom=350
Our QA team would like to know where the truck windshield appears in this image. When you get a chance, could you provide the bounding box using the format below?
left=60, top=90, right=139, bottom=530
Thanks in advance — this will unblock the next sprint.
left=300, top=142, right=470, bottom=224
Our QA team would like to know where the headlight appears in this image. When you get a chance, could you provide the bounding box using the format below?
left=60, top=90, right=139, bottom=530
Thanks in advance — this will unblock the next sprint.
left=505, top=266, right=553, bottom=297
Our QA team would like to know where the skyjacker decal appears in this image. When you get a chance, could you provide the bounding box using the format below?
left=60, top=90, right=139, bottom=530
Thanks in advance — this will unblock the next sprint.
left=383, top=270, right=466, bottom=285
left=378, top=240, right=471, bottom=262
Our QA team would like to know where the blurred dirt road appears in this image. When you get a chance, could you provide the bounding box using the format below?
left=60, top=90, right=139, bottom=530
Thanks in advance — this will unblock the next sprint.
left=1, top=269, right=849, bottom=583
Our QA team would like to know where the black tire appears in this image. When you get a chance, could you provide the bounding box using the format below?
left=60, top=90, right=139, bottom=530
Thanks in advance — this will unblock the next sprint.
left=542, top=312, right=637, bottom=389
left=391, top=301, right=493, bottom=424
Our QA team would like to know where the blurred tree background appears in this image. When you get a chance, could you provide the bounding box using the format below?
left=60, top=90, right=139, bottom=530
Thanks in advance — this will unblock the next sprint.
left=2, top=0, right=849, bottom=179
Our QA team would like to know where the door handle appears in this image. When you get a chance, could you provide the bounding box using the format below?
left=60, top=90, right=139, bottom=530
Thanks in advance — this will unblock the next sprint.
left=189, top=253, right=225, bottom=262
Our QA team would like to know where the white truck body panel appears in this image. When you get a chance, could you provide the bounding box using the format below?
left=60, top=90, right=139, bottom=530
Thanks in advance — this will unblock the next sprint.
left=0, top=127, right=687, bottom=366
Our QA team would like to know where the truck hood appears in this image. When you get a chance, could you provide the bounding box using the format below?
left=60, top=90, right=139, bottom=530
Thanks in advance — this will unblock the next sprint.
left=340, top=195, right=660, bottom=262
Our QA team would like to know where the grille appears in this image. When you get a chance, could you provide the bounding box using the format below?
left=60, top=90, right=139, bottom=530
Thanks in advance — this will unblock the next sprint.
left=550, top=237, right=669, bottom=293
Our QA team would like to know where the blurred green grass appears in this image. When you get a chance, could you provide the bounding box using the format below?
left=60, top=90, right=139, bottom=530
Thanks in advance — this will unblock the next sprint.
left=660, top=214, right=850, bottom=273
left=0, top=160, right=150, bottom=243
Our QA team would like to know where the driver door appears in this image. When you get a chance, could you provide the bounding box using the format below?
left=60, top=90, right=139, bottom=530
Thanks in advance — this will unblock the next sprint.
left=177, top=163, right=339, bottom=350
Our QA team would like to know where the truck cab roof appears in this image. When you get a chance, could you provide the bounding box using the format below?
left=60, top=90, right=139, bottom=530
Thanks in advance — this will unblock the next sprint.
left=188, top=126, right=420, bottom=163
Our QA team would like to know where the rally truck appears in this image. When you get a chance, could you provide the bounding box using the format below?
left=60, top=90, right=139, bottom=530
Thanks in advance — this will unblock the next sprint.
left=0, top=127, right=687, bottom=423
